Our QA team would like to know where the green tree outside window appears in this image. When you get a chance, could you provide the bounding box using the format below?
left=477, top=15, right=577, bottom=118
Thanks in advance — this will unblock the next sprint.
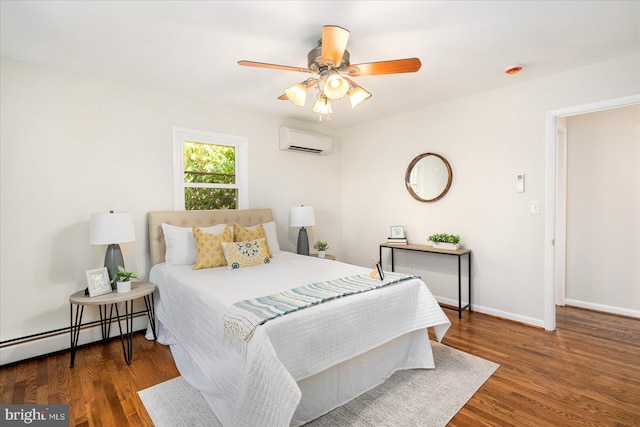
left=183, top=141, right=237, bottom=210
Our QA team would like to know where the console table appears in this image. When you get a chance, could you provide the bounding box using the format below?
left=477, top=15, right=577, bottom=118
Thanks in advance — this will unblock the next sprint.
left=379, top=243, right=471, bottom=318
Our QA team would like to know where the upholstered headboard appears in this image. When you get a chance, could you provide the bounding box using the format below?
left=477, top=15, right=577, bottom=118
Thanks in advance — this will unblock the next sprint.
left=148, top=208, right=274, bottom=266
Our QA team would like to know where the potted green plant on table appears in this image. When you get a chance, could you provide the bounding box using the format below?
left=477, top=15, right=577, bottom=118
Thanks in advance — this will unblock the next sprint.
left=313, top=240, right=329, bottom=258
left=427, top=233, right=461, bottom=250
left=111, top=266, right=141, bottom=293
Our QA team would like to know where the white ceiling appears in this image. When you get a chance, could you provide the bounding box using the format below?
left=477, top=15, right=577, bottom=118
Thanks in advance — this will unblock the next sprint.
left=1, top=1, right=639, bottom=128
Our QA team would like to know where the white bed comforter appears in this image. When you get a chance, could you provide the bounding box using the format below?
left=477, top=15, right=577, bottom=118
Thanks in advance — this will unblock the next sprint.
left=149, top=252, right=450, bottom=426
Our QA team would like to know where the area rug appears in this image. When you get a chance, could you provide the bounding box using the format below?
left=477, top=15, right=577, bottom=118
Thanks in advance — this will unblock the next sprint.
left=138, top=341, right=499, bottom=427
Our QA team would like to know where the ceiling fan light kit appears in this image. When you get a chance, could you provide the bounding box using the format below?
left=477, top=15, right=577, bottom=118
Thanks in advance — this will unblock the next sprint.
left=348, top=86, right=372, bottom=109
left=312, top=95, right=333, bottom=115
left=324, top=71, right=350, bottom=99
left=285, top=82, right=308, bottom=106
left=238, top=25, right=421, bottom=118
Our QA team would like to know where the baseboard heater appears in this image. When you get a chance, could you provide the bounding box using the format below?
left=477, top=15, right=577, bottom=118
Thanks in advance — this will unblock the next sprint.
left=0, top=310, right=149, bottom=365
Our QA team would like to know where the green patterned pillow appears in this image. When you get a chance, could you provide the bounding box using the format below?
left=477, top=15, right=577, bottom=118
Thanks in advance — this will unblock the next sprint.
left=222, top=238, right=271, bottom=270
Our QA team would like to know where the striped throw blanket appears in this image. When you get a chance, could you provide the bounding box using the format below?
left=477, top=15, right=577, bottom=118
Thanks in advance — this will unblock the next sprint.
left=223, top=272, right=417, bottom=348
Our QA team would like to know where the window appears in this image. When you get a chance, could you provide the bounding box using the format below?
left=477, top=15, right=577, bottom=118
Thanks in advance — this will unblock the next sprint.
left=173, top=127, right=248, bottom=210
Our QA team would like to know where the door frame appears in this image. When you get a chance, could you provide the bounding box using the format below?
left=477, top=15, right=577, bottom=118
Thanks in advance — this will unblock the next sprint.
left=554, top=123, right=567, bottom=307
left=544, top=94, right=640, bottom=331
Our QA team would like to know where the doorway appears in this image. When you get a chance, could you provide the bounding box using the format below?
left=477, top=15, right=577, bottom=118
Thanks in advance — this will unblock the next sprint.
left=544, top=94, right=640, bottom=331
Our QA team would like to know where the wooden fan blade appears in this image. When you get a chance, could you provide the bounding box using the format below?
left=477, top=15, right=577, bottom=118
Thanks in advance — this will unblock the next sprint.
left=346, top=58, right=422, bottom=76
left=321, top=25, right=350, bottom=67
left=238, top=60, right=313, bottom=73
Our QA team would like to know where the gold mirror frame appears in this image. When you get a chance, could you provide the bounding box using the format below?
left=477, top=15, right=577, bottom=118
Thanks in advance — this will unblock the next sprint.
left=405, top=153, right=453, bottom=202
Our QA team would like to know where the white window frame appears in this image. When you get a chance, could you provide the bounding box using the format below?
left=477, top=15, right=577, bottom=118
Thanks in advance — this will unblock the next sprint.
left=172, top=127, right=248, bottom=210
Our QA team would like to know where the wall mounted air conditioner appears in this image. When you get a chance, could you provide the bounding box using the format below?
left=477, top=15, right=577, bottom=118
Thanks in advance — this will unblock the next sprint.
left=279, top=127, right=332, bottom=154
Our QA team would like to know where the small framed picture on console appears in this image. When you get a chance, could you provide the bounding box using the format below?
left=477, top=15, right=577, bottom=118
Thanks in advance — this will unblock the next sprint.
left=390, top=226, right=405, bottom=239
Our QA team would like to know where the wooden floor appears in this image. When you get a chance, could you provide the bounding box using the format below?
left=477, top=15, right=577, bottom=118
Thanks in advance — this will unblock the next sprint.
left=1, top=306, right=638, bottom=426
left=443, top=307, right=640, bottom=426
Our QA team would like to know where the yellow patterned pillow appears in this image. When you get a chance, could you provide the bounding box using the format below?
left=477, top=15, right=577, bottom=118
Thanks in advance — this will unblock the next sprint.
left=222, top=238, right=271, bottom=270
left=233, top=223, right=272, bottom=257
left=193, top=225, right=233, bottom=270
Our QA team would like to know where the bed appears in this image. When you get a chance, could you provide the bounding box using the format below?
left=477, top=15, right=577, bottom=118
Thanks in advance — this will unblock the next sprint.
left=146, top=208, right=450, bottom=426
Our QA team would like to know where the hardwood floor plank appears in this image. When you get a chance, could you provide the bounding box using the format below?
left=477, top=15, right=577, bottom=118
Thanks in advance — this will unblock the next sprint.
left=442, top=307, right=640, bottom=427
left=1, top=306, right=638, bottom=426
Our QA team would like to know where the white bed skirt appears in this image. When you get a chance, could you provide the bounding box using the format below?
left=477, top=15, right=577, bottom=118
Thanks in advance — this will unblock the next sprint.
left=149, top=323, right=434, bottom=426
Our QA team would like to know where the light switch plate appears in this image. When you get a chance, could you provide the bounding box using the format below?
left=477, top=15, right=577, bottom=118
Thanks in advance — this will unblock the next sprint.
left=530, top=200, right=540, bottom=214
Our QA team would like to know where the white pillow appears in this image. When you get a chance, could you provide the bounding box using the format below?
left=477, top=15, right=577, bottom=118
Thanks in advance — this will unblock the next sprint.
left=246, top=221, right=280, bottom=253
left=162, top=223, right=228, bottom=266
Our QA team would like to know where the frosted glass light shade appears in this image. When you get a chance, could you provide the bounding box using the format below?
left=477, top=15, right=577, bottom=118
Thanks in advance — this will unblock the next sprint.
left=312, top=96, right=333, bottom=115
left=285, top=83, right=308, bottom=106
left=90, top=212, right=135, bottom=245
left=290, top=206, right=315, bottom=227
left=348, top=86, right=372, bottom=109
left=323, top=72, right=350, bottom=99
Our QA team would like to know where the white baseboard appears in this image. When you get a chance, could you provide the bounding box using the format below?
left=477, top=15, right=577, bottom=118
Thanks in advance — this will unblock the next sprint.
left=436, top=296, right=469, bottom=310
left=0, top=316, right=149, bottom=366
left=436, top=296, right=545, bottom=328
left=18, top=298, right=629, bottom=365
left=564, top=299, right=640, bottom=318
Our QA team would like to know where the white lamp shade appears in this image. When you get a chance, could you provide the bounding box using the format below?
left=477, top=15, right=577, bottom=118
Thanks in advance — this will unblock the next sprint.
left=312, top=96, right=333, bottom=115
left=90, top=212, right=135, bottom=245
left=348, top=86, right=372, bottom=109
left=290, top=206, right=315, bottom=227
left=323, top=72, right=350, bottom=100
left=285, top=83, right=308, bottom=106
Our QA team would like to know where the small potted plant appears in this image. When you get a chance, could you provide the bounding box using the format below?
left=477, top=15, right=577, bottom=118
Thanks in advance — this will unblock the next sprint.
left=427, top=233, right=461, bottom=250
left=111, top=266, right=141, bottom=293
left=313, top=240, right=329, bottom=258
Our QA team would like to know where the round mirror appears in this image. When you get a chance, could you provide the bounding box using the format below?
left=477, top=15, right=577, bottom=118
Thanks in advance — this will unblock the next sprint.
left=405, top=153, right=452, bottom=202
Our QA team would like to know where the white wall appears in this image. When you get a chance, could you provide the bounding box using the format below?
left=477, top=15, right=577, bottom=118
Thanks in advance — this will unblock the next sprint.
left=565, top=105, right=640, bottom=312
left=2, top=53, right=639, bottom=364
left=0, top=58, right=342, bottom=364
left=339, top=53, right=640, bottom=326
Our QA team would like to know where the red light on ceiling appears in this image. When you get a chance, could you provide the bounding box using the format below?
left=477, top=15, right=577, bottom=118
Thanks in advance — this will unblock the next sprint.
left=505, top=65, right=523, bottom=75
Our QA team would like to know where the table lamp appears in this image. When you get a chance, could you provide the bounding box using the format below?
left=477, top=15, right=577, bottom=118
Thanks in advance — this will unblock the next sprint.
left=291, top=205, right=315, bottom=255
left=90, top=211, right=135, bottom=289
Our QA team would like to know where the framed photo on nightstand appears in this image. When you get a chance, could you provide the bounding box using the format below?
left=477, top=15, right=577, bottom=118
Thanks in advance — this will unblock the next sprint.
left=390, top=226, right=406, bottom=239
left=85, top=267, right=112, bottom=297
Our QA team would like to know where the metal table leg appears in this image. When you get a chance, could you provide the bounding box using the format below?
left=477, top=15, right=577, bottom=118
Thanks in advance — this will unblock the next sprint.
left=391, top=247, right=395, bottom=272
left=98, top=304, right=114, bottom=341
left=114, top=301, right=134, bottom=365
left=69, top=304, right=84, bottom=368
left=458, top=254, right=462, bottom=319
left=468, top=252, right=472, bottom=313
left=144, top=293, right=157, bottom=340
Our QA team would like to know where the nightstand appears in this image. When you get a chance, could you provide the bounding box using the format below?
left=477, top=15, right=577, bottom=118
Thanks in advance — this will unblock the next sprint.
left=69, top=282, right=157, bottom=367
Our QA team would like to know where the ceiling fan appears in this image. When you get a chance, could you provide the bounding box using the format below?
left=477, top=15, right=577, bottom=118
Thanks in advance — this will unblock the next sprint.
left=238, top=25, right=422, bottom=116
